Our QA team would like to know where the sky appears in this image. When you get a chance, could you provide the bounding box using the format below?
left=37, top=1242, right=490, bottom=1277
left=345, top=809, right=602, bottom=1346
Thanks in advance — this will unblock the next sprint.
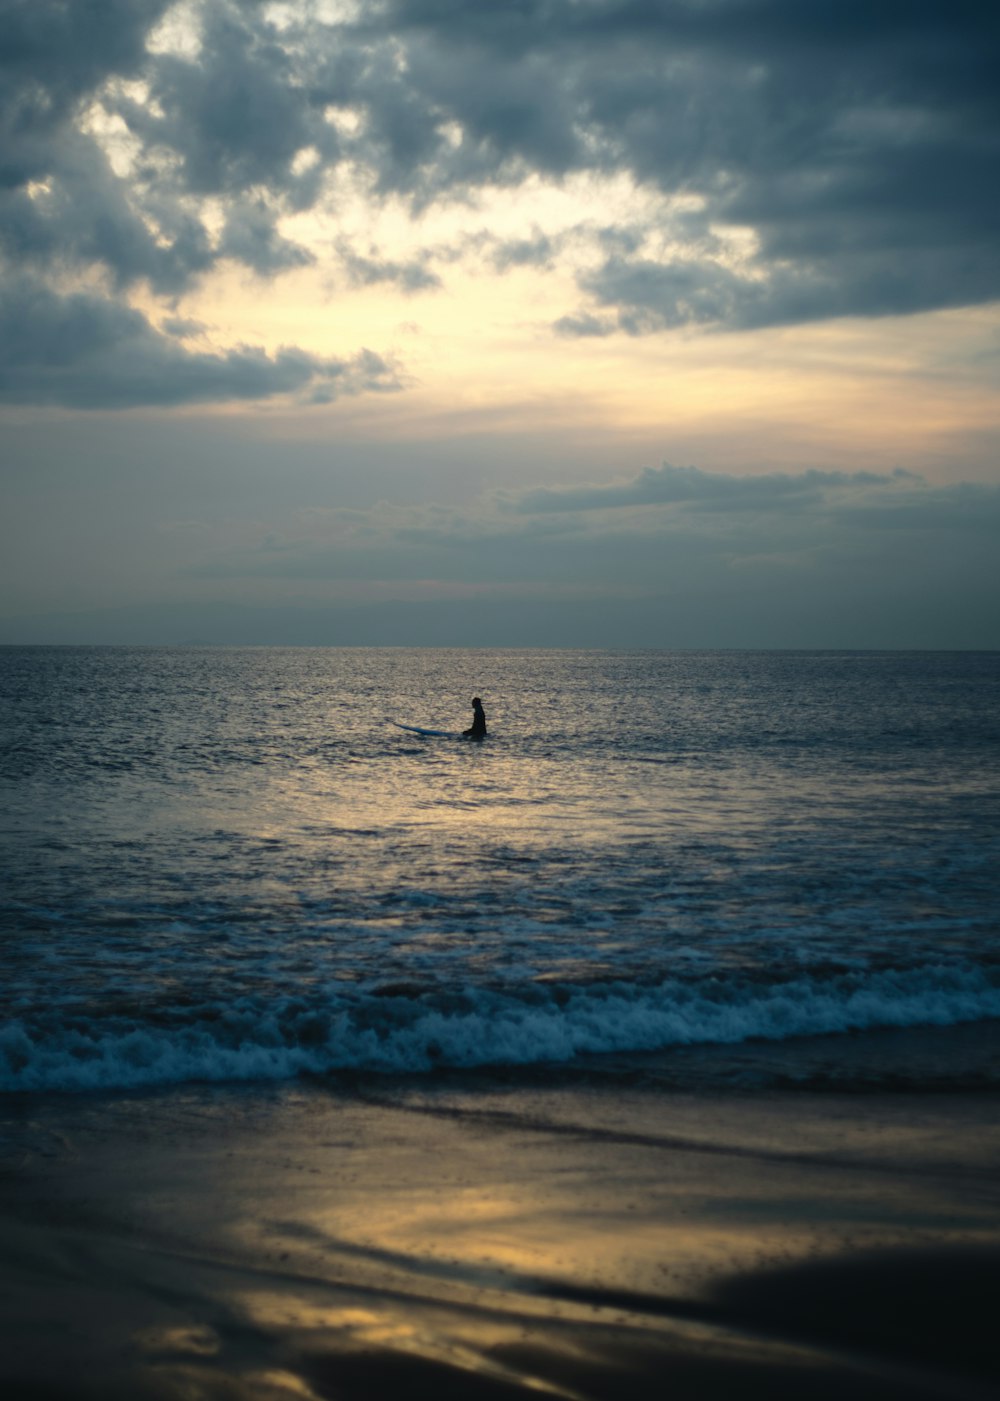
left=1, top=0, right=998, bottom=648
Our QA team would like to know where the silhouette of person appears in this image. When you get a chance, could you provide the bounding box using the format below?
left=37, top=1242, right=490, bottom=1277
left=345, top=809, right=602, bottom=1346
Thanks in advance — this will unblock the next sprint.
left=463, top=696, right=487, bottom=739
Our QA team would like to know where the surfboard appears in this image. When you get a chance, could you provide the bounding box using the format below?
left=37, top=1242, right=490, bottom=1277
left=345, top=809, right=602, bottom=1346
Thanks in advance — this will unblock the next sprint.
left=391, top=722, right=456, bottom=737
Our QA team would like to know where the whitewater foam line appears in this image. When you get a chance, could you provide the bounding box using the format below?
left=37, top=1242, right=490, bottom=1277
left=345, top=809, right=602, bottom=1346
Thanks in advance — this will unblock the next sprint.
left=2, top=964, right=1000, bottom=1093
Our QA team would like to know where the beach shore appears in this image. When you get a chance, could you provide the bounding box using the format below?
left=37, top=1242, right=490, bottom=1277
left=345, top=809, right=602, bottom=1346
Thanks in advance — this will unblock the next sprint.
left=2, top=1078, right=998, bottom=1400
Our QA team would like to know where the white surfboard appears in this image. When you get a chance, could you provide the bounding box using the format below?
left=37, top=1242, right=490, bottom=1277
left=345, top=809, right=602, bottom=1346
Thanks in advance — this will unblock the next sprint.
left=390, top=722, right=456, bottom=737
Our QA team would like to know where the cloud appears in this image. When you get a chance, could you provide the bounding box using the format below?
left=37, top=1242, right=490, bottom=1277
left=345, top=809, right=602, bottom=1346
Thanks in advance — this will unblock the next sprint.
left=1, top=0, right=998, bottom=411
left=0, top=278, right=400, bottom=408
left=218, top=197, right=315, bottom=276
left=171, top=462, right=1000, bottom=595
left=569, top=240, right=1000, bottom=335
left=1, top=136, right=217, bottom=295
left=0, top=0, right=167, bottom=176
left=511, top=462, right=920, bottom=514
left=365, top=0, right=1000, bottom=326
left=489, top=230, right=558, bottom=272
left=0, top=0, right=211, bottom=293
left=3, top=451, right=997, bottom=645
left=161, top=313, right=206, bottom=337
left=552, top=311, right=616, bottom=338
left=143, top=10, right=317, bottom=194
left=334, top=240, right=441, bottom=292
left=172, top=461, right=1000, bottom=648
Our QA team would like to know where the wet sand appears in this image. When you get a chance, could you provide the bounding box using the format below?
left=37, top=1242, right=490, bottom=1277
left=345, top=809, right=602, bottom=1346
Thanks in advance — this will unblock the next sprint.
left=1, top=1080, right=999, bottom=1399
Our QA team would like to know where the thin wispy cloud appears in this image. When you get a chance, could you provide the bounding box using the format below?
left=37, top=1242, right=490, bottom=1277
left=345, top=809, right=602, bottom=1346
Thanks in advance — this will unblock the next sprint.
left=510, top=463, right=922, bottom=514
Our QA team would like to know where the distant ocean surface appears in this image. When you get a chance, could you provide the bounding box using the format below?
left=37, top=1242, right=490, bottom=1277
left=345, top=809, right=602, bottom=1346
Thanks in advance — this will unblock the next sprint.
left=2, top=647, right=999, bottom=1096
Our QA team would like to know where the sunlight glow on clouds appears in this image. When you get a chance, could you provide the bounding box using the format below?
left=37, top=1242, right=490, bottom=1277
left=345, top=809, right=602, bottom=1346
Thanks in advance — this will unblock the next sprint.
left=0, top=0, right=997, bottom=644
left=4, top=0, right=997, bottom=405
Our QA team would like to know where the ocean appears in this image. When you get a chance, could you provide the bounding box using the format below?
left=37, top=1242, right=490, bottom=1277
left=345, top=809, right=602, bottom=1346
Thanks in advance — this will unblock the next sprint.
left=2, top=645, right=999, bottom=1096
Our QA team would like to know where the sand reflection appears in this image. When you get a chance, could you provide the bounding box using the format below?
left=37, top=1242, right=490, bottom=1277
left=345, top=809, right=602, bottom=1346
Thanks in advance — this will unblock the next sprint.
left=234, top=1292, right=588, bottom=1400
left=2, top=1082, right=998, bottom=1399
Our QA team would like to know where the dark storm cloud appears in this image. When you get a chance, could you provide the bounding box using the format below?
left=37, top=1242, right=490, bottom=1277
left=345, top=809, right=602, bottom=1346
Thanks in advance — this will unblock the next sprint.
left=0, top=137, right=216, bottom=296
left=122, top=5, right=335, bottom=203
left=0, top=278, right=399, bottom=408
left=1, top=0, right=998, bottom=407
left=228, top=0, right=997, bottom=326
left=569, top=236, right=1000, bottom=336
left=0, top=0, right=203, bottom=288
left=0, top=0, right=168, bottom=182
left=0, top=0, right=327, bottom=403
left=369, top=0, right=1000, bottom=326
left=218, top=197, right=315, bottom=276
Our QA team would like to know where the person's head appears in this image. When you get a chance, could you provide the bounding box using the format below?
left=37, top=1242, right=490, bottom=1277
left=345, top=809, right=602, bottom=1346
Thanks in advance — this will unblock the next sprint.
left=472, top=696, right=482, bottom=707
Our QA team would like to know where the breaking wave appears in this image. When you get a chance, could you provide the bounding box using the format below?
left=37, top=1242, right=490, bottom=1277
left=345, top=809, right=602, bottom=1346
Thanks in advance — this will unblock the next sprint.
left=3, top=963, right=1000, bottom=1093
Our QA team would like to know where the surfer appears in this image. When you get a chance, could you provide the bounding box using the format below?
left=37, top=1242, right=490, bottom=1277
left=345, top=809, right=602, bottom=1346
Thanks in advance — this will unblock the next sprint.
left=463, top=696, right=487, bottom=740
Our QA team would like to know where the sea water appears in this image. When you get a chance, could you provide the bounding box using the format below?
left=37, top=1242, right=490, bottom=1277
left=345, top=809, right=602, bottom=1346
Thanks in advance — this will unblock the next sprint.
left=2, top=647, right=999, bottom=1094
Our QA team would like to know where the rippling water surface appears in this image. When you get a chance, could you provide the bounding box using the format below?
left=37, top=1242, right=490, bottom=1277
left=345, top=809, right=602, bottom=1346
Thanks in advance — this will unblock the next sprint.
left=2, top=646, right=999, bottom=1092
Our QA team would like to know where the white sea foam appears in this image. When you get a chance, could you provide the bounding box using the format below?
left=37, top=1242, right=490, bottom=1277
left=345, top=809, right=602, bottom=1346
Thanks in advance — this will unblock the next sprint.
left=3, top=964, right=999, bottom=1093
